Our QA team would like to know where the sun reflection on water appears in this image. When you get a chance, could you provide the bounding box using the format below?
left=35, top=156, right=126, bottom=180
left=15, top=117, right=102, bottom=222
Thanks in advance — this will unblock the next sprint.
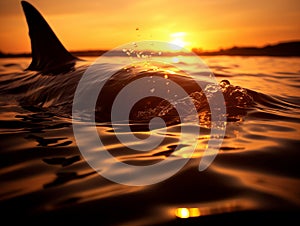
left=175, top=207, right=201, bottom=218
left=174, top=198, right=257, bottom=219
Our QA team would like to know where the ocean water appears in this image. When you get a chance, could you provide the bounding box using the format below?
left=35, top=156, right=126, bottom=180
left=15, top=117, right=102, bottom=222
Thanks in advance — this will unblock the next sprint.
left=0, top=55, right=300, bottom=225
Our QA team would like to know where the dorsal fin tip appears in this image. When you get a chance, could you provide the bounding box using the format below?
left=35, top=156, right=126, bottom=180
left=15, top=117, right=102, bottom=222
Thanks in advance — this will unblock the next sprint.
left=21, top=1, right=79, bottom=74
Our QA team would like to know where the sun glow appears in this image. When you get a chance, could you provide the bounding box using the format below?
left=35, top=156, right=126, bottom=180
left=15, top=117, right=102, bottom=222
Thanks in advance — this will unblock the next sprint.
left=169, top=32, right=190, bottom=50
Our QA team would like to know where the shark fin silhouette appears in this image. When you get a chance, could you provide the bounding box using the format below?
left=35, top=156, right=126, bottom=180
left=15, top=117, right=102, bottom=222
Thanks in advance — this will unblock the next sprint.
left=21, top=1, right=78, bottom=74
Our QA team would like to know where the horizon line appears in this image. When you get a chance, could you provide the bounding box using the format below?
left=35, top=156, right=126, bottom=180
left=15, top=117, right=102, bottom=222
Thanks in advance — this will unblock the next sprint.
left=1, top=39, right=299, bottom=57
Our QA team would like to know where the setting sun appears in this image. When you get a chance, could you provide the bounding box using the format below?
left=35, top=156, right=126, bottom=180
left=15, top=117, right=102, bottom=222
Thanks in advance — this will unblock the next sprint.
left=0, top=0, right=299, bottom=53
left=169, top=32, right=191, bottom=50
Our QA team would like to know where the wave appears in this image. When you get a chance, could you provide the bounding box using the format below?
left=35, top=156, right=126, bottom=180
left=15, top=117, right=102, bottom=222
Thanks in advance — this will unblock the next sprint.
left=1, top=61, right=294, bottom=127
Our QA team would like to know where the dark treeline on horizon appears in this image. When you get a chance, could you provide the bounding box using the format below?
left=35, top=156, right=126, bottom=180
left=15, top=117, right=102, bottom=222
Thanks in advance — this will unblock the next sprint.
left=1, top=40, right=299, bottom=58
left=192, top=40, right=300, bottom=56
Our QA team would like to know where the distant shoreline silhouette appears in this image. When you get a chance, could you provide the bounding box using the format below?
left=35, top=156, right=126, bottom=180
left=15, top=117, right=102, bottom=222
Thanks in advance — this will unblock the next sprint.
left=1, top=40, right=299, bottom=58
left=193, top=40, right=300, bottom=57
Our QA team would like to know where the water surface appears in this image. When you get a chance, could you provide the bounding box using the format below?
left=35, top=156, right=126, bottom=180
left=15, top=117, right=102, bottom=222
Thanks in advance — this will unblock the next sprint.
left=0, top=56, right=299, bottom=225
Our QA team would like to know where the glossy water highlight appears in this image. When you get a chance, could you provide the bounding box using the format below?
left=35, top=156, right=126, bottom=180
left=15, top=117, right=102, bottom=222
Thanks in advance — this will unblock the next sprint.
left=72, top=41, right=226, bottom=186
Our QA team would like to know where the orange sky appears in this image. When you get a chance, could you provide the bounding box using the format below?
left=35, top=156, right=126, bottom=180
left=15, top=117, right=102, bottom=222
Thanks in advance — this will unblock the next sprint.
left=0, top=0, right=299, bottom=53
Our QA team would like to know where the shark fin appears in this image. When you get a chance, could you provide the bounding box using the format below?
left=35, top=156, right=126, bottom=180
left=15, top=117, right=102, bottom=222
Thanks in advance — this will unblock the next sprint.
left=21, top=1, right=78, bottom=74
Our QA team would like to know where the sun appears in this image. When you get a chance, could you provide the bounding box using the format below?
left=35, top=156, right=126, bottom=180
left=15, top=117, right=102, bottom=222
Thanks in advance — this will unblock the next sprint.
left=169, top=32, right=190, bottom=50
